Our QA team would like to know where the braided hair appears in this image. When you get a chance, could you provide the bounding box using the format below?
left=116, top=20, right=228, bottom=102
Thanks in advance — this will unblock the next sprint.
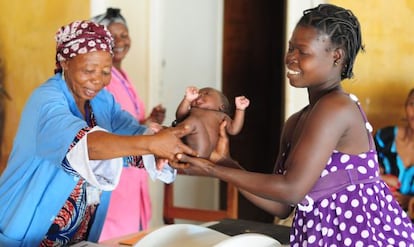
left=298, top=4, right=364, bottom=80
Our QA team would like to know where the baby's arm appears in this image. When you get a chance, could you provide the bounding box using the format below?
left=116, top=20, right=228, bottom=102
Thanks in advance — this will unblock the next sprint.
left=226, top=96, right=250, bottom=135
left=175, top=86, right=199, bottom=121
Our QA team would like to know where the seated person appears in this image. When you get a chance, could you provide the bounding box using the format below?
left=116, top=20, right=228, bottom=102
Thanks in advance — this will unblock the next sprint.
left=174, top=86, right=249, bottom=158
left=374, top=88, right=414, bottom=221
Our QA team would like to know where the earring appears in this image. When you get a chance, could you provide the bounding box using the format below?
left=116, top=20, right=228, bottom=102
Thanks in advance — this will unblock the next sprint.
left=334, top=61, right=339, bottom=66
left=62, top=69, right=65, bottom=80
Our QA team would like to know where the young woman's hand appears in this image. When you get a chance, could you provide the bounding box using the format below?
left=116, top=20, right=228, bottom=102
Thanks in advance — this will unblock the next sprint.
left=209, top=120, right=230, bottom=163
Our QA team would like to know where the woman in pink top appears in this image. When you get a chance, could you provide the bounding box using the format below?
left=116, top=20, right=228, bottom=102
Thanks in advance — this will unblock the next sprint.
left=92, top=8, right=166, bottom=241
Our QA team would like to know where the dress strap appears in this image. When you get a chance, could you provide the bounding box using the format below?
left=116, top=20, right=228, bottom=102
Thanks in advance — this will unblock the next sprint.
left=349, top=94, right=375, bottom=150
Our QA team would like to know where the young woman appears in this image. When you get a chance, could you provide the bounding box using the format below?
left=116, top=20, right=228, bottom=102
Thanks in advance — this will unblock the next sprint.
left=175, top=4, right=414, bottom=245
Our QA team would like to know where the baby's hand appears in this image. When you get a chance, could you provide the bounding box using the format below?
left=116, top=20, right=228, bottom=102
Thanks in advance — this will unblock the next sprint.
left=185, top=86, right=199, bottom=102
left=235, top=96, right=250, bottom=110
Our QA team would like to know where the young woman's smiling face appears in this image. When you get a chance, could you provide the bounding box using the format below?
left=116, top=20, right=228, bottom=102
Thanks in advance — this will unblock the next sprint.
left=61, top=50, right=112, bottom=108
left=285, top=25, right=340, bottom=89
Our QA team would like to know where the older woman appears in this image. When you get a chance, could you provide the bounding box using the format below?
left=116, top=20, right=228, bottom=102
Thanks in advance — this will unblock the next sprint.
left=91, top=8, right=166, bottom=240
left=0, top=20, right=195, bottom=246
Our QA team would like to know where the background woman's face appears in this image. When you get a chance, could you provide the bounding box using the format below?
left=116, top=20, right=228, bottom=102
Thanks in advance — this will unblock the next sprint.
left=108, top=22, right=131, bottom=64
left=61, top=51, right=112, bottom=104
left=405, top=91, right=414, bottom=129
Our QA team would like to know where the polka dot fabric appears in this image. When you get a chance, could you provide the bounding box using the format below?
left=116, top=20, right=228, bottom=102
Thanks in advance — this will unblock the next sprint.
left=291, top=150, right=414, bottom=246
left=290, top=95, right=414, bottom=246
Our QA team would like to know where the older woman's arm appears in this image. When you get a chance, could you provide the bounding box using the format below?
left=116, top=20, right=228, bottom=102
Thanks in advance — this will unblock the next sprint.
left=87, top=125, right=196, bottom=161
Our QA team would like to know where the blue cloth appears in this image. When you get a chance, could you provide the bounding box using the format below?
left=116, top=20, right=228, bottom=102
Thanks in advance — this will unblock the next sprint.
left=374, top=126, right=414, bottom=195
left=0, top=73, right=147, bottom=246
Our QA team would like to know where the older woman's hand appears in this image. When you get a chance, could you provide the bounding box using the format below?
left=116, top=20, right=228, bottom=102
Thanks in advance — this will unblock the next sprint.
left=172, top=120, right=242, bottom=175
left=170, top=121, right=229, bottom=175
left=149, top=124, right=197, bottom=163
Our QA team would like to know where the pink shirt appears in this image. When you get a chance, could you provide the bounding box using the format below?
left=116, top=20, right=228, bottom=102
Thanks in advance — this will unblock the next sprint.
left=105, top=67, right=146, bottom=122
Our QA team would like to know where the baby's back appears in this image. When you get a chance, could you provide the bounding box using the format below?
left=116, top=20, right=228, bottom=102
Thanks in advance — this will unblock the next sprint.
left=179, top=108, right=228, bottom=158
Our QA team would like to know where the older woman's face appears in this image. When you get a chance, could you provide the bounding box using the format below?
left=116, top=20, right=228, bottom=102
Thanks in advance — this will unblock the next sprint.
left=61, top=50, right=112, bottom=105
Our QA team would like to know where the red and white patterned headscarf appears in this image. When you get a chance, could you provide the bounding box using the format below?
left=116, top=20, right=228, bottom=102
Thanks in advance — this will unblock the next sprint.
left=54, top=20, right=114, bottom=73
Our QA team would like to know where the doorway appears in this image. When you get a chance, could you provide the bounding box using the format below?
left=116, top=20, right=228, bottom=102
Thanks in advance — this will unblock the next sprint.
left=221, top=0, right=286, bottom=223
left=148, top=0, right=287, bottom=226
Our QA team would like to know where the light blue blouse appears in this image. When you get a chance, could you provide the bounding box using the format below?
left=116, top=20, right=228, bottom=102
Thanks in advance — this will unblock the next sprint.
left=0, top=73, right=152, bottom=246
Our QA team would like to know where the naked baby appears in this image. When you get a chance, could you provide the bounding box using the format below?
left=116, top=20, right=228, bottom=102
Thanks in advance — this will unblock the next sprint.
left=174, top=86, right=250, bottom=158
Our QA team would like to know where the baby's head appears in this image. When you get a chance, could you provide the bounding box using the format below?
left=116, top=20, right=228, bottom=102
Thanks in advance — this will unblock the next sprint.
left=191, top=87, right=230, bottom=114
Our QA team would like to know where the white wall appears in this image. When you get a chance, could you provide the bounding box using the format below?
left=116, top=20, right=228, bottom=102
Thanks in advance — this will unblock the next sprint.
left=152, top=0, right=223, bottom=124
left=149, top=0, right=224, bottom=227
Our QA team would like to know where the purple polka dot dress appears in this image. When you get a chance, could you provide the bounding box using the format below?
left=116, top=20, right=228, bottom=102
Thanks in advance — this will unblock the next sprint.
left=291, top=95, right=414, bottom=246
